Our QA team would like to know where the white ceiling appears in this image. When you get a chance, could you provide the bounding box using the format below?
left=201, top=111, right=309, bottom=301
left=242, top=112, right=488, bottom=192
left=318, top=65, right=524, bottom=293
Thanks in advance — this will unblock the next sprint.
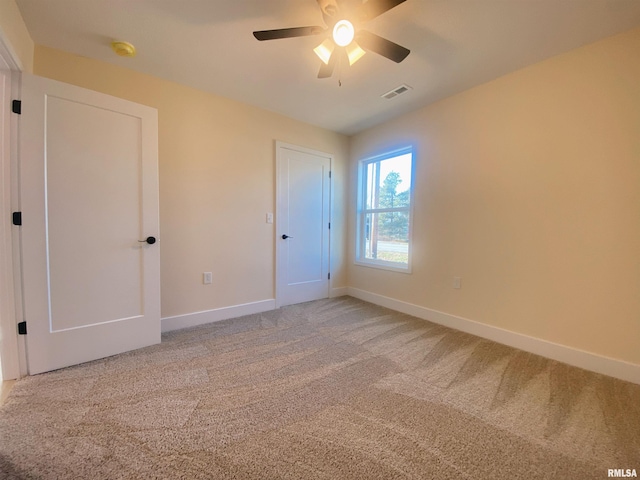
left=16, top=0, right=640, bottom=135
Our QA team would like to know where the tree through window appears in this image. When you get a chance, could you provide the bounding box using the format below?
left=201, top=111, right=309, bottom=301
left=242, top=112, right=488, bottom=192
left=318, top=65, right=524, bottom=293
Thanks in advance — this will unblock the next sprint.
left=357, top=147, right=413, bottom=271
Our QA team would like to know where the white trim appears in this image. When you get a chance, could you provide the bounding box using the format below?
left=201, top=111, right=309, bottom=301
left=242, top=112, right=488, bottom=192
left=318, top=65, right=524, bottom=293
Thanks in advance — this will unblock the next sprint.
left=353, top=259, right=412, bottom=274
left=0, top=32, right=21, bottom=380
left=161, top=299, right=276, bottom=333
left=10, top=70, right=26, bottom=378
left=346, top=287, right=640, bottom=385
left=0, top=29, right=23, bottom=72
left=330, top=287, right=348, bottom=298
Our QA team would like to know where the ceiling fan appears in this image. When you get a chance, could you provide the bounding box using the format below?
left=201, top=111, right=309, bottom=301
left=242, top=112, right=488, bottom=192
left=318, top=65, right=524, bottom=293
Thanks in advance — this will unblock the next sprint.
left=253, top=0, right=410, bottom=79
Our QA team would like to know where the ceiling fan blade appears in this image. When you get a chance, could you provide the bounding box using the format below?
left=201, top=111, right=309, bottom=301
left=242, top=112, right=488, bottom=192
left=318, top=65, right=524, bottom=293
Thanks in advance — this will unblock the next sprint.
left=318, top=52, right=337, bottom=78
left=357, top=30, right=410, bottom=63
left=360, top=0, right=407, bottom=21
left=253, top=26, right=325, bottom=41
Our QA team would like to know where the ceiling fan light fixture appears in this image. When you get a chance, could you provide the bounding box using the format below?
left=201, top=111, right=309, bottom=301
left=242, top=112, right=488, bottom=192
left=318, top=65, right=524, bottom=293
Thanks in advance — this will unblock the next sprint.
left=313, top=39, right=335, bottom=65
left=346, top=41, right=366, bottom=65
left=333, top=20, right=355, bottom=47
left=253, top=0, right=411, bottom=80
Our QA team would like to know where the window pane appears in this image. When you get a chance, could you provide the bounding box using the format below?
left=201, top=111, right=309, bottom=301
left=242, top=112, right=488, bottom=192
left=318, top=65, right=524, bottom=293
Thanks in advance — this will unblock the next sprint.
left=365, top=153, right=412, bottom=210
left=364, top=212, right=409, bottom=265
left=358, top=147, right=413, bottom=271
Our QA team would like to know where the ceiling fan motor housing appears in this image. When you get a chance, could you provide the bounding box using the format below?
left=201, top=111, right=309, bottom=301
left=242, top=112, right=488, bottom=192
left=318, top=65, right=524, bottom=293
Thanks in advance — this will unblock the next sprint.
left=318, top=0, right=339, bottom=17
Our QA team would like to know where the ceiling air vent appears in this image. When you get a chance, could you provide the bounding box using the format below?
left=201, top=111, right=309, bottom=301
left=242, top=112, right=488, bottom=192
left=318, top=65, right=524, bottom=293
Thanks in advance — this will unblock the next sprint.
left=381, top=84, right=412, bottom=100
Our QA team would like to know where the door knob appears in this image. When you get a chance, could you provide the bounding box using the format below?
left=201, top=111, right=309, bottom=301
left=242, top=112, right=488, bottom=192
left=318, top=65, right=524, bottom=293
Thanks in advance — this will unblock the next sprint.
left=281, top=234, right=293, bottom=240
left=139, top=236, right=156, bottom=245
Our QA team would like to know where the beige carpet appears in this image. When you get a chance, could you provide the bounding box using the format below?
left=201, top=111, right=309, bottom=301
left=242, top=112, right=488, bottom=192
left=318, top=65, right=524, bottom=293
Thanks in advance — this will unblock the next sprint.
left=0, top=297, right=638, bottom=479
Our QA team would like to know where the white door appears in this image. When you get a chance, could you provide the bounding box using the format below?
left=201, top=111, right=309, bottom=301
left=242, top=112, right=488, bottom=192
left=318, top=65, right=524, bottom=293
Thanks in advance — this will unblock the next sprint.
left=19, top=74, right=160, bottom=375
left=276, top=143, right=331, bottom=307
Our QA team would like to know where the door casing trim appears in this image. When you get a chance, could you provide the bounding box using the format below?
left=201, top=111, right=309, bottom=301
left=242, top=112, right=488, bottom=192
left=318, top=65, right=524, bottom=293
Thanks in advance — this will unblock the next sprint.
left=0, top=30, right=23, bottom=380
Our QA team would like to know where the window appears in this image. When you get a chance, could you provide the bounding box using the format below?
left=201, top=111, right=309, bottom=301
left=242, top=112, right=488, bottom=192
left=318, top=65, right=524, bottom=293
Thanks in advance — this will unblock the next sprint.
left=356, top=147, right=414, bottom=272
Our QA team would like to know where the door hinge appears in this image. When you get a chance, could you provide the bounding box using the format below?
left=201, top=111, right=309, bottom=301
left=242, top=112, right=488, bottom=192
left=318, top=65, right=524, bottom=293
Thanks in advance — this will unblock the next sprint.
left=328, top=222, right=331, bottom=230
left=12, top=100, right=21, bottom=115
left=329, top=171, right=332, bottom=179
left=328, top=272, right=331, bottom=280
left=18, top=321, right=27, bottom=335
left=12, top=212, right=22, bottom=226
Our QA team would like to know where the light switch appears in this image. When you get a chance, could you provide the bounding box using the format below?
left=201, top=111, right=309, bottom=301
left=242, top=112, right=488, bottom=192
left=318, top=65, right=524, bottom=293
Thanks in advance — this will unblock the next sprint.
left=266, top=213, right=274, bottom=224
left=203, top=272, right=212, bottom=284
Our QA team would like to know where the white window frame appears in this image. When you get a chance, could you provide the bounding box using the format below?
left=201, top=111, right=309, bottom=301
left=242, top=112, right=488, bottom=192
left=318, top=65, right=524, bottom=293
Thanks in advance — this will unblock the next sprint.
left=355, top=146, right=415, bottom=273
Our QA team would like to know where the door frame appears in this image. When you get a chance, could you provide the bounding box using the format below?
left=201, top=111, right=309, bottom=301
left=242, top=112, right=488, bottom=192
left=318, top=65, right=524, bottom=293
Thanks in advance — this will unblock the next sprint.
left=0, top=30, right=23, bottom=380
left=275, top=141, right=333, bottom=308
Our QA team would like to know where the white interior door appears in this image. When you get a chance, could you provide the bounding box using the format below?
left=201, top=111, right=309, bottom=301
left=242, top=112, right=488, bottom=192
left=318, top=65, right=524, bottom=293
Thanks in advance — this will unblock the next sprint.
left=20, top=74, right=160, bottom=375
left=276, top=142, right=331, bottom=307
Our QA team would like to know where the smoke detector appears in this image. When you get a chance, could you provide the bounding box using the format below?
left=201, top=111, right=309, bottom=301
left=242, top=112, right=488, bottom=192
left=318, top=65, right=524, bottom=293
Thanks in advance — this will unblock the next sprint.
left=111, top=41, right=136, bottom=58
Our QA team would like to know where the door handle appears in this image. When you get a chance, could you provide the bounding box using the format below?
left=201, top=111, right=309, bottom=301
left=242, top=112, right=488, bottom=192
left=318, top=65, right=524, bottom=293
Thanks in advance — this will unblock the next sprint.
left=281, top=234, right=293, bottom=240
left=138, top=236, right=157, bottom=245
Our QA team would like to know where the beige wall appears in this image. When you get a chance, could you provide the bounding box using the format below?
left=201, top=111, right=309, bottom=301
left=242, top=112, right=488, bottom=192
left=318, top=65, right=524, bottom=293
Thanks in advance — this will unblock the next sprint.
left=349, top=27, right=640, bottom=365
left=26, top=27, right=640, bottom=366
left=34, top=45, right=349, bottom=318
left=0, top=0, right=33, bottom=72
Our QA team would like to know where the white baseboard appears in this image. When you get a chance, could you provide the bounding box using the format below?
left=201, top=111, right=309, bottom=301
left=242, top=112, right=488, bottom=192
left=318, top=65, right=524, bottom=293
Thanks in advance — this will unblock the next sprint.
left=330, top=287, right=348, bottom=298
left=161, top=299, right=276, bottom=333
left=347, top=287, right=640, bottom=385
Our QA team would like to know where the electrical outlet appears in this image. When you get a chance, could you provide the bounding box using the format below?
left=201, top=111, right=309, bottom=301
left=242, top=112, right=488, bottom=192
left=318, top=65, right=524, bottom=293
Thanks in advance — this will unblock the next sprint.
left=453, top=277, right=462, bottom=289
left=266, top=213, right=274, bottom=224
left=203, top=272, right=212, bottom=285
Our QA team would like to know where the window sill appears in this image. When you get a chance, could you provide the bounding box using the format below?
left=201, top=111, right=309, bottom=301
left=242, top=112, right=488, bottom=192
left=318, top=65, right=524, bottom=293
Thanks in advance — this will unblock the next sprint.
left=354, top=260, right=412, bottom=274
